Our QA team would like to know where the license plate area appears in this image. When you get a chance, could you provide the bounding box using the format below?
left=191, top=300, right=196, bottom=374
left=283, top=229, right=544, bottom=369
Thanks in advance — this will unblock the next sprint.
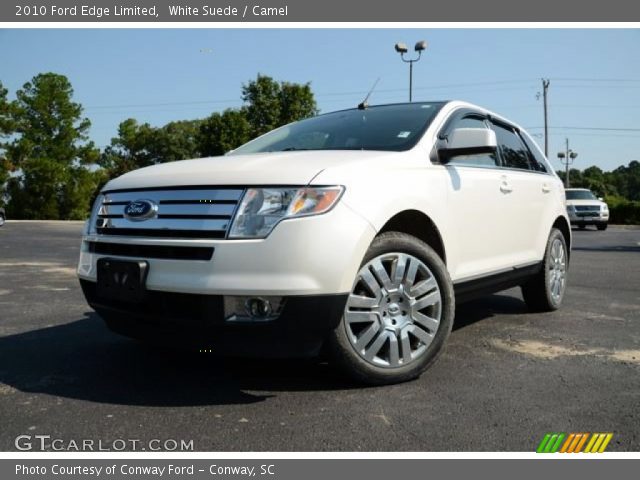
left=97, top=258, right=149, bottom=303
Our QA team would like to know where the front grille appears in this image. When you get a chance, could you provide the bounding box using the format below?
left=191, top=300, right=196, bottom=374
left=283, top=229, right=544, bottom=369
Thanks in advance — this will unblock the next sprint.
left=574, top=205, right=600, bottom=212
left=87, top=242, right=214, bottom=261
left=96, top=187, right=243, bottom=239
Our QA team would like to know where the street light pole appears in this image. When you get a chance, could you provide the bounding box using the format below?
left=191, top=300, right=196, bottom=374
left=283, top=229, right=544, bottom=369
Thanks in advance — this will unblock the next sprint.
left=395, top=41, right=427, bottom=103
left=409, top=60, right=413, bottom=102
left=557, top=138, right=578, bottom=188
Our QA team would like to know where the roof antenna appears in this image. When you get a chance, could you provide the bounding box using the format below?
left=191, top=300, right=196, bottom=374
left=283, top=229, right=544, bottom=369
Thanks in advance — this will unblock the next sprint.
left=358, top=78, right=380, bottom=110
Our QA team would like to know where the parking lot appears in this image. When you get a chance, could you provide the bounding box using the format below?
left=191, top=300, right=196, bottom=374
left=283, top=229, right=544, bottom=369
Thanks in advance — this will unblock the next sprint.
left=0, top=221, right=638, bottom=451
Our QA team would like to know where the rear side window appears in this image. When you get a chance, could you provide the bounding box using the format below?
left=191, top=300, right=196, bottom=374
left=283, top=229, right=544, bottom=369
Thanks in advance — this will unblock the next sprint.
left=446, top=116, right=498, bottom=168
left=520, top=134, right=550, bottom=173
left=491, top=123, right=532, bottom=170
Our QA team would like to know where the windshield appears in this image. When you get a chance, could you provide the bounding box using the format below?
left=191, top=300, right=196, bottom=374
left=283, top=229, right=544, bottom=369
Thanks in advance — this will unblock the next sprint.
left=229, top=102, right=445, bottom=155
left=566, top=190, right=597, bottom=200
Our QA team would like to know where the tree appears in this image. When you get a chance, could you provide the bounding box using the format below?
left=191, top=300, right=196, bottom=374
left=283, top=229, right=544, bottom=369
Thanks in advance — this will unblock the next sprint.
left=100, top=118, right=156, bottom=178
left=279, top=81, right=318, bottom=125
left=5, top=73, right=99, bottom=219
left=199, top=109, right=251, bottom=157
left=0, top=81, right=14, bottom=205
left=241, top=74, right=318, bottom=137
left=101, top=118, right=203, bottom=178
left=581, top=165, right=616, bottom=197
left=611, top=160, right=640, bottom=201
left=153, top=119, right=202, bottom=163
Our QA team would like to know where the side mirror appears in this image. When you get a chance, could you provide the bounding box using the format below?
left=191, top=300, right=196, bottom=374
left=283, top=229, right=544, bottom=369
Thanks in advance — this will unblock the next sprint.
left=438, top=128, right=497, bottom=163
left=598, top=197, right=604, bottom=201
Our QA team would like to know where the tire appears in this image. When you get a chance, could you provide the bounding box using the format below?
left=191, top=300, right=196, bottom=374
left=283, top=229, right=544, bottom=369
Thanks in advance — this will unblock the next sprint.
left=521, top=228, right=568, bottom=312
left=0, top=214, right=4, bottom=227
left=327, top=231, right=454, bottom=385
left=578, top=224, right=586, bottom=230
left=597, top=223, right=608, bottom=231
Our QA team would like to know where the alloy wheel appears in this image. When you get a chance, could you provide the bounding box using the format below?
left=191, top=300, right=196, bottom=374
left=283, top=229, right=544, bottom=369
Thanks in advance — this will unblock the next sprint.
left=548, top=238, right=567, bottom=302
left=344, top=252, right=442, bottom=368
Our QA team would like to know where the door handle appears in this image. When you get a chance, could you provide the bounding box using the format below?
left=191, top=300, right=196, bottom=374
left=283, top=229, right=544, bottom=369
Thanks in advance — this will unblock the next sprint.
left=500, top=177, right=513, bottom=194
left=542, top=184, right=551, bottom=193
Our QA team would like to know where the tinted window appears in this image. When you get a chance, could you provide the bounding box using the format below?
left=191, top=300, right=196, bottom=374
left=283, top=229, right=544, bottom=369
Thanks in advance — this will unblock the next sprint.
left=446, top=116, right=498, bottom=168
left=566, top=190, right=597, bottom=200
left=491, top=123, right=533, bottom=170
left=520, top=133, right=549, bottom=173
left=229, top=102, right=445, bottom=154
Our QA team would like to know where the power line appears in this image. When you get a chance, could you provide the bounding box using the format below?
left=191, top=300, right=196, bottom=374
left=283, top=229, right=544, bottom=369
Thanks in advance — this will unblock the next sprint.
left=551, top=77, right=640, bottom=83
left=82, top=80, right=537, bottom=111
left=526, top=126, right=640, bottom=132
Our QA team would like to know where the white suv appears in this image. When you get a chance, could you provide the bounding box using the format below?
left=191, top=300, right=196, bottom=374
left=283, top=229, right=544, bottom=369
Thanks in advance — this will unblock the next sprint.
left=78, top=101, right=571, bottom=385
left=565, top=188, right=609, bottom=230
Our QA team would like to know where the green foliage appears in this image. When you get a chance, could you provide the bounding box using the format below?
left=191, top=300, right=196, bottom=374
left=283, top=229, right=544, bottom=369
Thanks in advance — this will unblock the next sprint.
left=605, top=195, right=640, bottom=225
left=558, top=161, right=640, bottom=200
left=99, top=119, right=156, bottom=178
left=241, top=74, right=318, bottom=137
left=105, top=74, right=318, bottom=176
left=3, top=73, right=99, bottom=219
left=154, top=120, right=202, bottom=163
left=0, top=81, right=14, bottom=206
left=100, top=118, right=203, bottom=178
left=199, top=109, right=251, bottom=157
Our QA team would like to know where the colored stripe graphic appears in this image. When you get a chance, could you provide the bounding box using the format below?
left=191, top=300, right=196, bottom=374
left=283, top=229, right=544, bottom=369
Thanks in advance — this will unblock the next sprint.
left=574, top=433, right=590, bottom=452
left=537, top=433, right=613, bottom=453
left=584, top=433, right=614, bottom=453
left=536, top=433, right=565, bottom=453
left=559, top=433, right=575, bottom=453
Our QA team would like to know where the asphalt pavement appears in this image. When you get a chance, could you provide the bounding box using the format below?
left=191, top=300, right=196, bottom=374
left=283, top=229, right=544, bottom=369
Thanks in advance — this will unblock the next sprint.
left=0, top=221, right=638, bottom=451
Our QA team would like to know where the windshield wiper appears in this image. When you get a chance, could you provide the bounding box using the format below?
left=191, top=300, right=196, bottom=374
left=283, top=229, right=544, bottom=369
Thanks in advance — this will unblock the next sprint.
left=280, top=147, right=309, bottom=151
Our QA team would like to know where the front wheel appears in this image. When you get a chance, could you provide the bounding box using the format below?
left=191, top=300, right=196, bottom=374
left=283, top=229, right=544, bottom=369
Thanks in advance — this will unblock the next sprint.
left=521, top=228, right=568, bottom=312
left=327, top=232, right=454, bottom=385
left=0, top=214, right=5, bottom=227
left=597, top=223, right=608, bottom=231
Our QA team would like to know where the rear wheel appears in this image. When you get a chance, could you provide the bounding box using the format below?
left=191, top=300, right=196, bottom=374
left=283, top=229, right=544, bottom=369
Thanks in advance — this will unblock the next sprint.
left=521, top=228, right=568, bottom=312
left=0, top=214, right=5, bottom=227
left=327, top=232, right=454, bottom=385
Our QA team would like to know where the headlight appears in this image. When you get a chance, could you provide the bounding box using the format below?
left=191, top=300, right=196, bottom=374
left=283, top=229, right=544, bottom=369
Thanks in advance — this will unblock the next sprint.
left=85, top=194, right=104, bottom=235
left=228, top=186, right=344, bottom=239
left=602, top=204, right=609, bottom=212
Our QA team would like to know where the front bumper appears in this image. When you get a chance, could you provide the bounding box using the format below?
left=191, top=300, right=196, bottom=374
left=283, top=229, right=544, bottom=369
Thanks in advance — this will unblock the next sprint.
left=568, top=212, right=609, bottom=225
left=77, top=202, right=376, bottom=296
left=81, top=279, right=347, bottom=357
left=567, top=209, right=609, bottom=225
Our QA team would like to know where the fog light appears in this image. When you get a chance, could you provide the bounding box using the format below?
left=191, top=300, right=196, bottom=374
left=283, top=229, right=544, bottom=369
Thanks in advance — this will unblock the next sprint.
left=224, top=296, right=284, bottom=322
left=246, top=297, right=272, bottom=318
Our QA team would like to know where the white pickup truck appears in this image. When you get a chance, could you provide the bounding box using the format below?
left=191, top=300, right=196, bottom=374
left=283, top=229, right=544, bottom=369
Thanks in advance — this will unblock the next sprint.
left=78, top=101, right=570, bottom=384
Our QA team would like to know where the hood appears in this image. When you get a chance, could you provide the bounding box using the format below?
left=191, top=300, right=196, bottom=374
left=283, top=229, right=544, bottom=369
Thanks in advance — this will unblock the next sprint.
left=566, top=198, right=606, bottom=207
left=103, top=150, right=401, bottom=191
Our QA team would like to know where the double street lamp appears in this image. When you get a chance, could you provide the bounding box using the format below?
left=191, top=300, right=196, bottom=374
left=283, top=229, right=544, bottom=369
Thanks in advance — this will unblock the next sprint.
left=394, top=40, right=427, bottom=102
left=557, top=138, right=578, bottom=188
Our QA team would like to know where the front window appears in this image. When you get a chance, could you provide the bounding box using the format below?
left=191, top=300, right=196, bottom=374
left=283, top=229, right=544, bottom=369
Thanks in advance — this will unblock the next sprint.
left=229, top=102, right=445, bottom=155
left=566, top=190, right=597, bottom=200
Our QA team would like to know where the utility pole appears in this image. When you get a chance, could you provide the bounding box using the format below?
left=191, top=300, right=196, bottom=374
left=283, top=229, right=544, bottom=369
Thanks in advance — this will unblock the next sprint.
left=557, top=138, right=578, bottom=188
left=542, top=78, right=550, bottom=158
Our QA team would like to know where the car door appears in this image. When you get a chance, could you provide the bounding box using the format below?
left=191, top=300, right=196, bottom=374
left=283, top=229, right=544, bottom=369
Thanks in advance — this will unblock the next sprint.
left=439, top=113, right=516, bottom=281
left=489, top=121, right=548, bottom=266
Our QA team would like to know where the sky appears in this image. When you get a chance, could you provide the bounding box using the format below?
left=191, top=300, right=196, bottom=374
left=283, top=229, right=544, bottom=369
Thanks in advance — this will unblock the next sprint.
left=0, top=28, right=639, bottom=171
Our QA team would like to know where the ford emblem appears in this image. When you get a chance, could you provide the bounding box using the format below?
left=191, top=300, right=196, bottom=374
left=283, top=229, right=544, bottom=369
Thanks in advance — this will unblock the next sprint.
left=123, top=199, right=157, bottom=221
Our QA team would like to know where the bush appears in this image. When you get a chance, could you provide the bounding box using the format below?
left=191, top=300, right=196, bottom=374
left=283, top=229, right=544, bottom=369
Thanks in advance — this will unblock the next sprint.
left=605, top=195, right=640, bottom=225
